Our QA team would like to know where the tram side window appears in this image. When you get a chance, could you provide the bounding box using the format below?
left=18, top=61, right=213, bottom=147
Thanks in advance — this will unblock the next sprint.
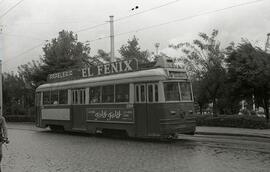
left=155, top=84, right=159, bottom=102
left=43, top=91, right=51, bottom=105
left=136, top=85, right=140, bottom=102
left=148, top=85, right=153, bottom=102
left=141, top=85, right=146, bottom=102
left=115, top=84, right=129, bottom=102
left=102, top=85, right=114, bottom=103
left=164, top=82, right=180, bottom=101
left=180, top=83, right=192, bottom=101
left=89, top=86, right=101, bottom=103
left=72, top=89, right=86, bottom=104
left=51, top=90, right=59, bottom=104
left=59, top=90, right=68, bottom=104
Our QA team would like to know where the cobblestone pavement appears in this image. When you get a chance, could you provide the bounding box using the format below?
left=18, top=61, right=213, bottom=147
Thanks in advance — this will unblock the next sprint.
left=2, top=125, right=270, bottom=172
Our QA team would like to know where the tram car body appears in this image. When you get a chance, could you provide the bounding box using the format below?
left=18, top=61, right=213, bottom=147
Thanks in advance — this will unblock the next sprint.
left=35, top=56, right=196, bottom=139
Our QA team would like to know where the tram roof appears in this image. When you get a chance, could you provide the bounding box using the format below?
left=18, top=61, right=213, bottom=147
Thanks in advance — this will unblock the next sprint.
left=36, top=68, right=172, bottom=91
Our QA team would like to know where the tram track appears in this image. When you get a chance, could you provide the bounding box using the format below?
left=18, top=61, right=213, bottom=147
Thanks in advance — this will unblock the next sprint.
left=7, top=125, right=270, bottom=155
left=176, top=134, right=270, bottom=154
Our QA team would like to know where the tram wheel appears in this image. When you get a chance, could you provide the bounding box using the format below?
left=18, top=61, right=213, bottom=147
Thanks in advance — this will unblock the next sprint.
left=186, top=131, right=195, bottom=135
left=101, top=129, right=128, bottom=138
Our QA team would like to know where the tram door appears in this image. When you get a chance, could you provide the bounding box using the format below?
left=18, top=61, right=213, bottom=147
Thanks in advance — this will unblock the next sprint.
left=135, top=83, right=159, bottom=137
left=135, top=84, right=147, bottom=136
left=71, top=89, right=86, bottom=130
left=146, top=83, right=160, bottom=136
left=35, top=92, right=42, bottom=127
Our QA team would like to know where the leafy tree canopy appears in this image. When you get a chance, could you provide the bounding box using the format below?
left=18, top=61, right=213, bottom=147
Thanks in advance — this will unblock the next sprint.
left=171, top=29, right=226, bottom=115
left=119, top=36, right=150, bottom=64
left=226, top=40, right=270, bottom=121
left=42, top=30, right=91, bottom=72
left=93, top=49, right=111, bottom=64
left=18, top=30, right=92, bottom=87
left=18, top=60, right=44, bottom=88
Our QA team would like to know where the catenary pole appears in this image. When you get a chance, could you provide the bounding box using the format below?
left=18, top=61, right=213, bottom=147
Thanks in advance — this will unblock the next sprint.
left=109, top=16, right=115, bottom=62
left=0, top=26, right=2, bottom=116
left=265, top=33, right=270, bottom=53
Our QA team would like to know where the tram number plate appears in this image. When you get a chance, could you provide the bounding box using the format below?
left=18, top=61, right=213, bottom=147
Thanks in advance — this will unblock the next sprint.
left=86, top=108, right=134, bottom=123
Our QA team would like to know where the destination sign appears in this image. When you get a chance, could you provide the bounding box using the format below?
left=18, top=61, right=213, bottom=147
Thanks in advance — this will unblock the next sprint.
left=47, top=59, right=138, bottom=82
left=86, top=108, right=134, bottom=123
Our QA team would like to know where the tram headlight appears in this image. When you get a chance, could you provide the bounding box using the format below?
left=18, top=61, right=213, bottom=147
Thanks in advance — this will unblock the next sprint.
left=170, top=110, right=176, bottom=115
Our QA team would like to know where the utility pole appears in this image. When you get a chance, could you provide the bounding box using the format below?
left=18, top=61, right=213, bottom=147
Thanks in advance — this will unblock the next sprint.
left=0, top=25, right=3, bottom=116
left=109, top=16, right=115, bottom=62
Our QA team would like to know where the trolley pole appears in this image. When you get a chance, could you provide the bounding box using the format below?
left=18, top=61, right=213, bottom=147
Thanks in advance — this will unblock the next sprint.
left=109, top=15, right=115, bottom=62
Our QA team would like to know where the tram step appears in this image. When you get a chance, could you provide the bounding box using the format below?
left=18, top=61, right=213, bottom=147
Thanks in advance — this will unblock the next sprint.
left=72, top=128, right=87, bottom=131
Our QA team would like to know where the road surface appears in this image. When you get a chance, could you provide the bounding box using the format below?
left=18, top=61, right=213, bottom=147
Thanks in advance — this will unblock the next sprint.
left=2, top=123, right=270, bottom=172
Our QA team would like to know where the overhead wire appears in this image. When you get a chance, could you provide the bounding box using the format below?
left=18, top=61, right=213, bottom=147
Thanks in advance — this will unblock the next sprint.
left=115, top=0, right=183, bottom=22
left=87, top=0, right=264, bottom=42
left=2, top=0, right=264, bottom=67
left=3, top=0, right=183, bottom=64
left=0, top=0, right=6, bottom=5
left=0, top=0, right=25, bottom=19
left=76, top=0, right=183, bottom=33
left=2, top=19, right=101, bottom=27
left=1, top=33, right=45, bottom=41
left=2, top=42, right=45, bottom=64
left=1, top=0, right=182, bottom=29
left=75, top=23, right=108, bottom=33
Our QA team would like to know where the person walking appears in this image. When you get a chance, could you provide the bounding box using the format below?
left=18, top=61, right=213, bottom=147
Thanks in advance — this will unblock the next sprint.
left=0, top=109, right=8, bottom=172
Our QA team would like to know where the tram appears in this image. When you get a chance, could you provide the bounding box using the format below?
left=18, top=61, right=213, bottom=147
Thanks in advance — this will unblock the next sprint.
left=35, top=56, right=196, bottom=139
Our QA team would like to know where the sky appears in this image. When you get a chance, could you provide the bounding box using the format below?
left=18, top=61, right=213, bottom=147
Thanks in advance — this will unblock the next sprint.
left=0, top=0, right=269, bottom=72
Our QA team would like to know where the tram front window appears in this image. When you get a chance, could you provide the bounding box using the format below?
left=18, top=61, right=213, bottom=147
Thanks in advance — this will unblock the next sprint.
left=51, top=90, right=58, bottom=104
left=43, top=91, right=51, bottom=105
left=164, top=82, right=180, bottom=101
left=180, top=83, right=192, bottom=101
left=164, top=82, right=193, bottom=101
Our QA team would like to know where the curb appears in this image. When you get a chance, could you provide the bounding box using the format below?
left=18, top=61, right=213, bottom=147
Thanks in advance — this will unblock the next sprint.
left=195, top=131, right=270, bottom=139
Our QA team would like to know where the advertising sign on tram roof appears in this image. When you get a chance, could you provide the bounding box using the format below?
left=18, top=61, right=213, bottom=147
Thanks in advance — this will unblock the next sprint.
left=47, top=59, right=138, bottom=82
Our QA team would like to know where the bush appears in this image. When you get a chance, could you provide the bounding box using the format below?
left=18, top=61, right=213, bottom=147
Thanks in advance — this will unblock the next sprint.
left=196, top=115, right=269, bottom=129
left=4, top=106, right=36, bottom=122
left=4, top=115, right=35, bottom=122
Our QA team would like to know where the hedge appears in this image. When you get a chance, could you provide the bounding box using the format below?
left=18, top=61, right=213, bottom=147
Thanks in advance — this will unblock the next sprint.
left=4, top=115, right=35, bottom=122
left=196, top=115, right=270, bottom=129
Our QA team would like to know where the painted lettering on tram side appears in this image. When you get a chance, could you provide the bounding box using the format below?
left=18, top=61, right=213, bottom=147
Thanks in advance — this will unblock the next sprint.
left=48, top=70, right=73, bottom=80
left=86, top=108, right=134, bottom=123
left=47, top=59, right=138, bottom=82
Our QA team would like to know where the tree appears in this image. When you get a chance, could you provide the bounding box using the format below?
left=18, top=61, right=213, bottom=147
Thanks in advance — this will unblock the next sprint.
left=171, top=30, right=226, bottom=115
left=18, top=30, right=92, bottom=87
left=191, top=79, right=210, bottom=114
left=3, top=72, right=35, bottom=117
left=119, top=36, right=150, bottom=64
left=42, top=30, right=91, bottom=72
left=18, top=60, right=45, bottom=88
left=93, top=49, right=111, bottom=63
left=226, top=40, right=270, bottom=122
